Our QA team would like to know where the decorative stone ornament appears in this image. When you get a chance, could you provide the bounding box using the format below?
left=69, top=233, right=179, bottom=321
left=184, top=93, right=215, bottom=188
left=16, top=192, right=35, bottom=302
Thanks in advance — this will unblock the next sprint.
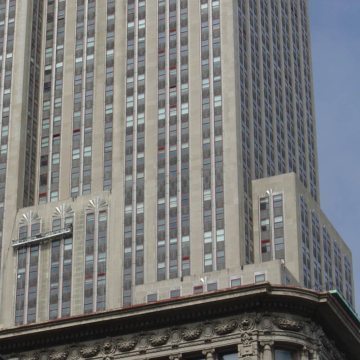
left=274, top=317, right=303, bottom=331
left=49, top=351, right=69, bottom=360
left=21, top=354, right=39, bottom=360
left=13, top=311, right=351, bottom=360
left=181, top=326, right=202, bottom=341
left=149, top=332, right=170, bottom=346
left=214, top=319, right=238, bottom=335
left=240, top=317, right=254, bottom=331
left=79, top=344, right=100, bottom=358
left=117, top=337, right=138, bottom=352
left=102, top=339, right=116, bottom=355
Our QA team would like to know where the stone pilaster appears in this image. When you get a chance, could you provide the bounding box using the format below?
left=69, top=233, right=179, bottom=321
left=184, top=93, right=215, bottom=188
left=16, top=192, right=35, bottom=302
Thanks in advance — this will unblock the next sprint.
left=202, top=349, right=216, bottom=360
left=169, top=354, right=182, bottom=360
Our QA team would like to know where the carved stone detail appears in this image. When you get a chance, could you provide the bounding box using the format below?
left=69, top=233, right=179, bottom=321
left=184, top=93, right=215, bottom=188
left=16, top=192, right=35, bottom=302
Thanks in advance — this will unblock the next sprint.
left=181, top=326, right=202, bottom=341
left=79, top=344, right=100, bottom=358
left=49, top=351, right=69, bottom=360
left=202, top=323, right=214, bottom=338
left=214, top=320, right=238, bottom=335
left=149, top=332, right=170, bottom=347
left=240, top=317, right=254, bottom=331
left=117, top=337, right=138, bottom=352
left=21, top=355, right=39, bottom=360
left=14, top=313, right=346, bottom=360
left=170, top=329, right=182, bottom=345
left=102, top=339, right=116, bottom=355
left=241, top=332, right=252, bottom=346
left=66, top=348, right=80, bottom=360
left=274, top=317, right=303, bottom=331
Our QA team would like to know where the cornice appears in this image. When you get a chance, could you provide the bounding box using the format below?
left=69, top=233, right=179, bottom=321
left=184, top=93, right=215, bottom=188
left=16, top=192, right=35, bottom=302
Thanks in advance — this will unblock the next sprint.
left=0, top=284, right=358, bottom=356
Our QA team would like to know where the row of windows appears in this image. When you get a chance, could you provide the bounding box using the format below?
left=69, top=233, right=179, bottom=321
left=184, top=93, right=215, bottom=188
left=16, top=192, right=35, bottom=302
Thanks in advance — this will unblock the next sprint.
left=201, top=0, right=225, bottom=273
left=71, top=0, right=95, bottom=198
left=146, top=273, right=266, bottom=304
left=123, top=0, right=146, bottom=307
left=84, top=210, right=107, bottom=313
left=299, top=196, right=353, bottom=306
left=0, top=0, right=16, bottom=268
left=38, top=0, right=66, bottom=204
left=23, top=0, right=43, bottom=206
left=260, top=193, right=284, bottom=262
left=15, top=220, right=40, bottom=325
left=103, top=0, right=115, bottom=191
left=156, top=0, right=190, bottom=282
left=238, top=0, right=253, bottom=264
left=0, top=0, right=16, bottom=255
left=49, top=215, right=73, bottom=319
left=15, top=208, right=107, bottom=324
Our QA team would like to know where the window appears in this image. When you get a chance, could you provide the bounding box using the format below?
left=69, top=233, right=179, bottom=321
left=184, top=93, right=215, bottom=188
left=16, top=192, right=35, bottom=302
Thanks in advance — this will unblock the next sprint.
left=219, top=354, right=238, bottom=360
left=207, top=282, right=217, bottom=291
left=193, top=285, right=203, bottom=294
left=274, top=349, right=298, bottom=360
left=170, top=288, right=181, bottom=298
left=147, top=293, right=157, bottom=303
left=231, top=278, right=241, bottom=287
left=255, top=273, right=266, bottom=283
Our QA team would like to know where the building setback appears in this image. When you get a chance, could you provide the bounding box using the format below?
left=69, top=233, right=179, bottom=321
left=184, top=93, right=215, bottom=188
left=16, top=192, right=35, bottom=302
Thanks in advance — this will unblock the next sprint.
left=0, top=1, right=357, bottom=357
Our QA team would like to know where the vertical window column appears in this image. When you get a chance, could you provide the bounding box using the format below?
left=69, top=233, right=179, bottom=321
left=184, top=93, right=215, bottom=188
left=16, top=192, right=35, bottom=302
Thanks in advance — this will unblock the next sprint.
left=49, top=236, right=61, bottom=319
left=333, top=241, right=343, bottom=296
left=156, top=0, right=166, bottom=281
left=260, top=1, right=276, bottom=177
left=273, top=194, right=284, bottom=259
left=39, top=0, right=66, bottom=203
left=259, top=193, right=284, bottom=262
left=71, top=0, right=95, bottom=197
left=84, top=213, right=95, bottom=313
left=23, top=0, right=43, bottom=206
left=49, top=215, right=73, bottom=319
left=322, top=227, right=333, bottom=291
left=14, top=219, right=41, bottom=325
left=84, top=209, right=108, bottom=313
left=237, top=0, right=253, bottom=263
left=0, top=0, right=16, bottom=250
left=300, top=196, right=311, bottom=288
left=249, top=0, right=264, bottom=179
left=103, top=0, right=115, bottom=190
left=299, top=1, right=317, bottom=200
left=311, top=211, right=322, bottom=290
left=201, top=0, right=225, bottom=273
left=344, top=256, right=353, bottom=306
left=179, top=0, right=190, bottom=277
left=281, top=1, right=296, bottom=174
left=15, top=247, right=26, bottom=325
left=156, top=0, right=190, bottom=281
left=260, top=196, right=271, bottom=261
left=123, top=0, right=146, bottom=306
left=96, top=211, right=107, bottom=310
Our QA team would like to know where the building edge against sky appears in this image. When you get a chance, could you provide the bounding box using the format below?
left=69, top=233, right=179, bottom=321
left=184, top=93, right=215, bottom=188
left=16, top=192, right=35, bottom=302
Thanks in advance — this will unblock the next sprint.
left=0, top=0, right=355, bottom=332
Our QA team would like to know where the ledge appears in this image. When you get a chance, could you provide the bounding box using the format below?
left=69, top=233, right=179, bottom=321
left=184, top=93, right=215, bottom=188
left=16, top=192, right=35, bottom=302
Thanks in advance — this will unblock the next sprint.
left=0, top=284, right=358, bottom=356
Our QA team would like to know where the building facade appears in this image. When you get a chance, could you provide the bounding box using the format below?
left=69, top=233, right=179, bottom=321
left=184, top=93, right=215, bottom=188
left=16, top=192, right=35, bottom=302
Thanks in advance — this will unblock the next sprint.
left=0, top=0, right=355, bottom=346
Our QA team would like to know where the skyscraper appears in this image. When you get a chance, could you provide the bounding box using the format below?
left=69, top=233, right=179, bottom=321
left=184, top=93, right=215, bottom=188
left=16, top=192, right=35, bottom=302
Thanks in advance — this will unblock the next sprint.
left=0, top=0, right=354, bottom=336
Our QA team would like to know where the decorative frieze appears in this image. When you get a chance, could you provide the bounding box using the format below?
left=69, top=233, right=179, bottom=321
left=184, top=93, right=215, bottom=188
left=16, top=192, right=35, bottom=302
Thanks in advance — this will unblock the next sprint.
left=13, top=312, right=346, bottom=360
left=274, top=317, right=303, bottom=331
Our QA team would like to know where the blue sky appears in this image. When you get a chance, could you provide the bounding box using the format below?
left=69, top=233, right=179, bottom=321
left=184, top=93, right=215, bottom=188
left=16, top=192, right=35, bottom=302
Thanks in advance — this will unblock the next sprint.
left=309, top=0, right=360, bottom=312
